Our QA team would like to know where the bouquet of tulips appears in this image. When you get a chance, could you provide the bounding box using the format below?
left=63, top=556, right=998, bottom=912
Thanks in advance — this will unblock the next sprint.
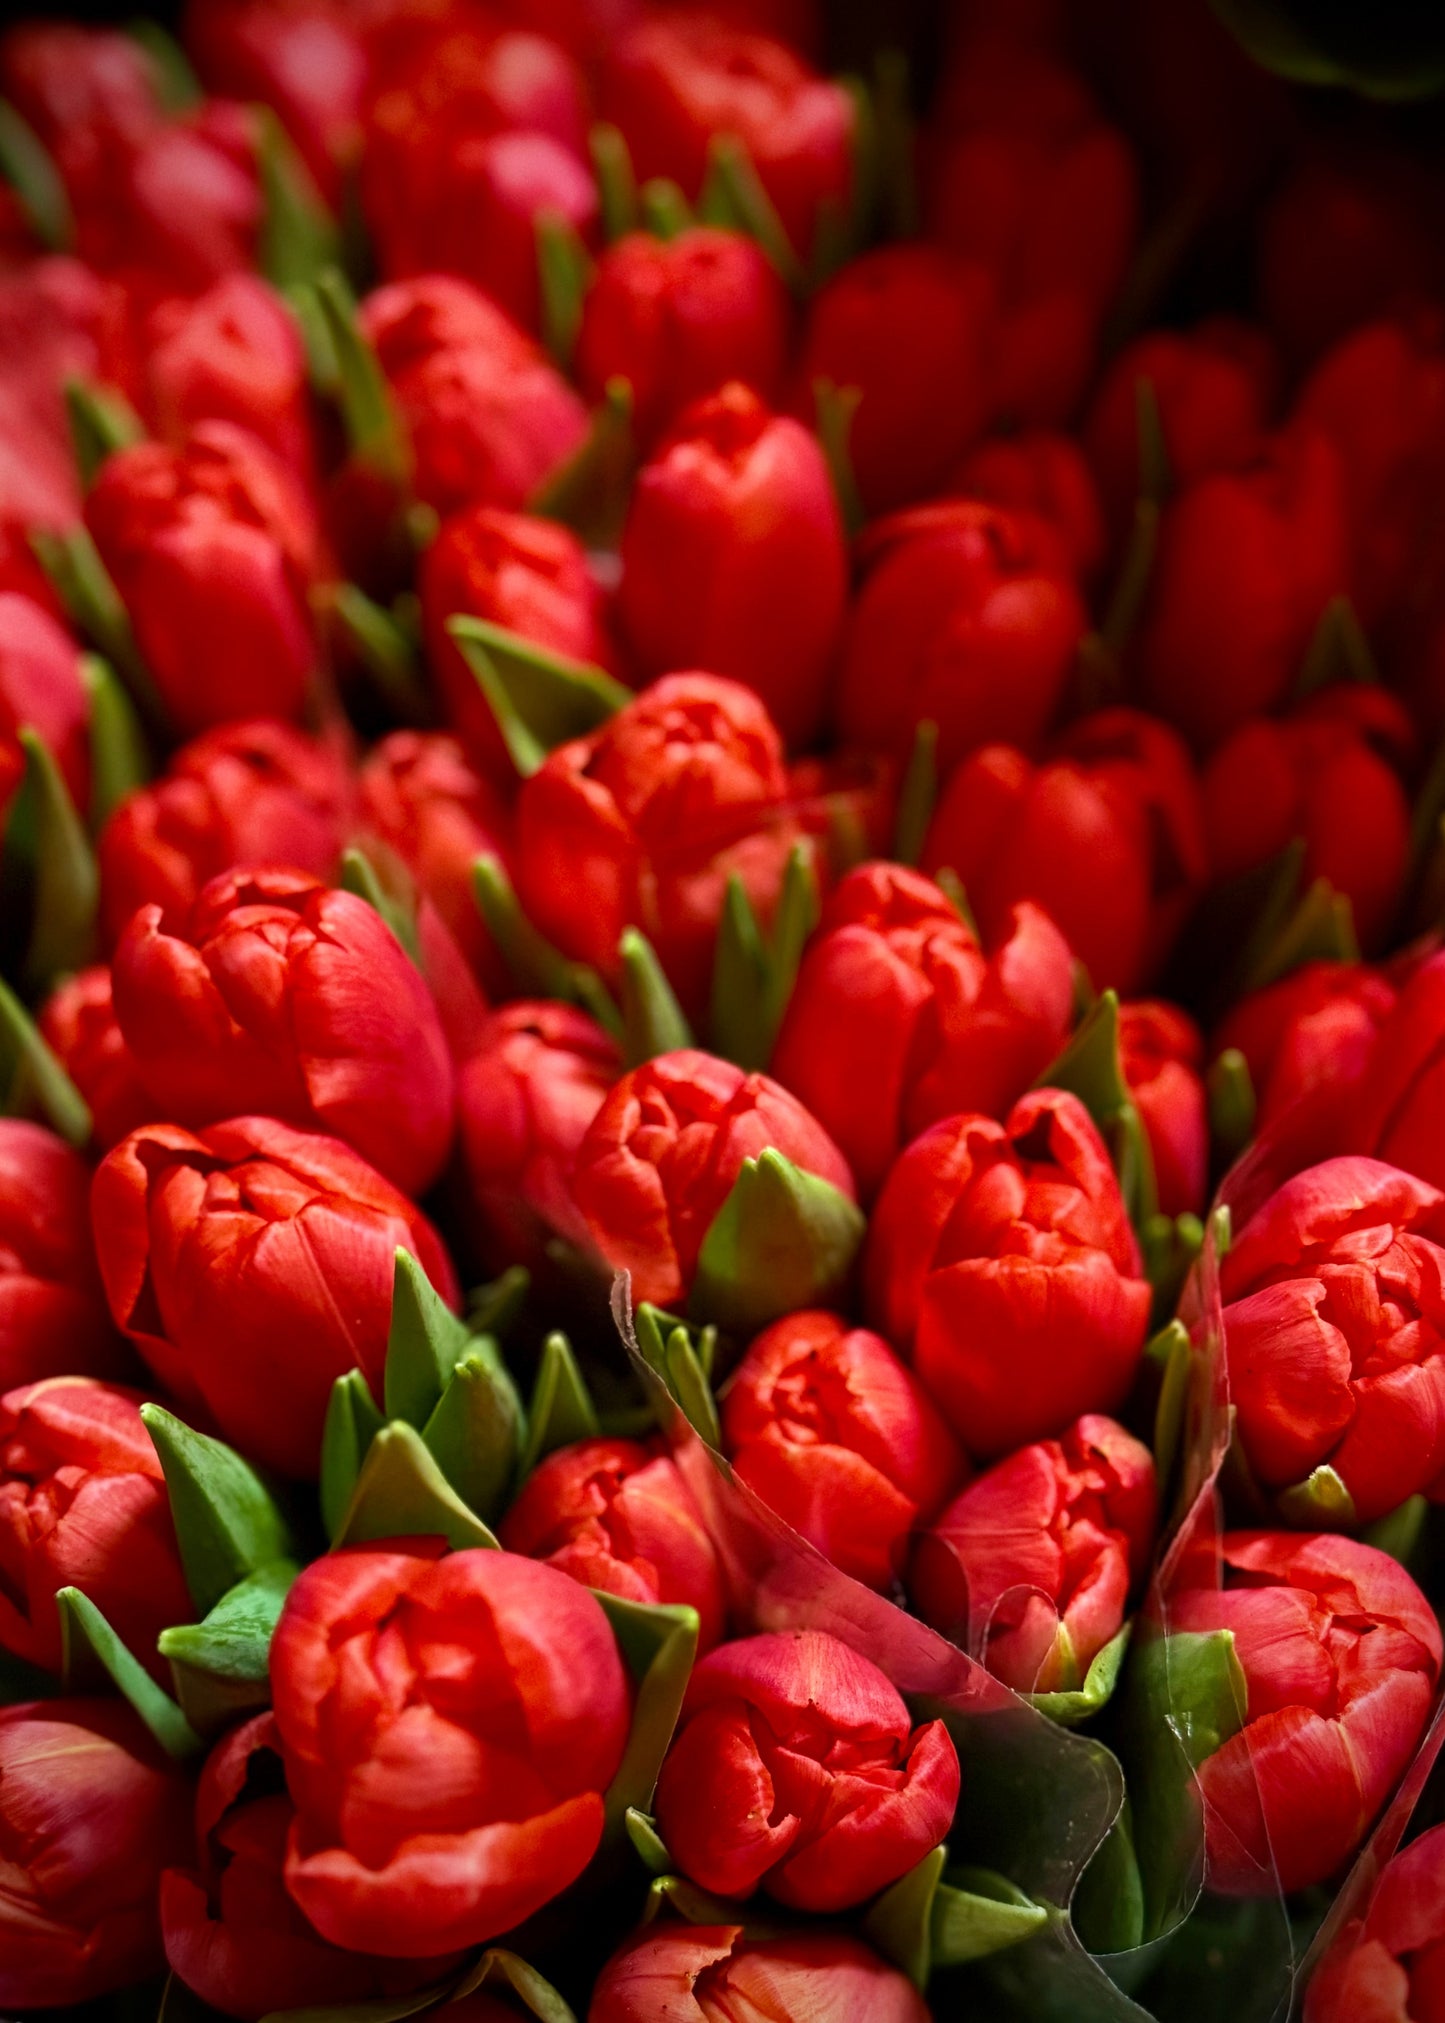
left=3, top=0, right=1445, bottom=2017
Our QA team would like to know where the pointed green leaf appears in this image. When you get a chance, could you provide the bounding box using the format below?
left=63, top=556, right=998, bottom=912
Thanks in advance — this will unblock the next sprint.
left=5, top=727, right=98, bottom=991
left=140, top=1405, right=294, bottom=1617
left=1028, top=1623, right=1132, bottom=1727
left=29, top=522, right=165, bottom=731
left=1135, top=376, right=1171, bottom=506
left=625, top=1808, right=673, bottom=1875
left=641, top=1873, right=739, bottom=1926
left=931, top=1869, right=1051, bottom=1971
left=619, top=927, right=692, bottom=1067
left=709, top=871, right=770, bottom=1069
left=812, top=377, right=864, bottom=538
left=760, top=842, right=820, bottom=1047
left=471, top=853, right=621, bottom=1034
left=313, top=269, right=410, bottom=484
left=537, top=209, right=593, bottom=370
left=128, top=19, right=201, bottom=111
left=421, top=1345, right=524, bottom=1524
left=639, top=177, right=692, bottom=238
left=592, top=1592, right=699, bottom=1843
left=1149, top=1318, right=1194, bottom=1488
left=384, top=1248, right=473, bottom=1428
left=893, top=719, right=938, bottom=868
left=160, top=1559, right=296, bottom=1734
left=1141, top=1210, right=1204, bottom=1327
left=1363, top=1493, right=1427, bottom=1566
left=934, top=867, right=978, bottom=936
left=1207, top=1047, right=1255, bottom=1165
left=660, top=1324, right=721, bottom=1449
left=330, top=583, right=431, bottom=727
left=519, top=1332, right=600, bottom=1480
left=56, top=1587, right=201, bottom=1760
left=697, top=134, right=803, bottom=291
left=1277, top=1463, right=1358, bottom=1529
left=466, top=1265, right=531, bottom=1339
left=65, top=377, right=144, bottom=488
left=591, top=122, right=639, bottom=241
left=0, top=974, right=92, bottom=1145
left=337, top=845, right=422, bottom=966
left=0, top=99, right=71, bottom=250
left=1101, top=494, right=1160, bottom=660
left=1243, top=874, right=1359, bottom=994
left=691, top=1148, right=865, bottom=1332
left=634, top=1305, right=717, bottom=1386
left=320, top=1368, right=385, bottom=1542
left=864, top=1845, right=947, bottom=1986
left=1297, top=593, right=1378, bottom=698
left=81, top=653, right=150, bottom=826
left=256, top=107, right=341, bottom=294
left=1036, top=989, right=1158, bottom=1226
left=445, top=1952, right=577, bottom=2023
left=333, top=1422, right=500, bottom=1551
left=1072, top=1801, right=1146, bottom=1956
left=446, top=614, right=628, bottom=778
left=529, top=376, right=636, bottom=548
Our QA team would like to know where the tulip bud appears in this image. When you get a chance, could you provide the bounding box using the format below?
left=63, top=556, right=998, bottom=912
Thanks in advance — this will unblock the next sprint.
left=0, top=591, right=90, bottom=828
left=771, top=862, right=1074, bottom=1200
left=1303, top=1820, right=1445, bottom=2023
left=457, top=999, right=619, bottom=1269
left=500, top=1435, right=725, bottom=1648
left=1217, top=960, right=1396, bottom=1134
left=144, top=273, right=315, bottom=485
left=577, top=228, right=791, bottom=450
left=599, top=13, right=854, bottom=259
left=1136, top=426, right=1352, bottom=750
left=184, top=0, right=367, bottom=205
left=949, top=429, right=1107, bottom=582
left=923, top=710, right=1207, bottom=997
left=98, top=717, right=348, bottom=944
left=1, top=25, right=164, bottom=185
left=0, top=1118, right=125, bottom=1392
left=837, top=501, right=1088, bottom=772
left=910, top=1414, right=1155, bottom=1693
left=0, top=1375, right=191, bottom=1682
left=574, top=1047, right=857, bottom=1313
left=618, top=383, right=847, bottom=748
left=78, top=100, right=263, bottom=297
left=1118, top=1000, right=1207, bottom=1218
left=112, top=866, right=455, bottom=1197
left=654, top=1629, right=959, bottom=1909
left=590, top=1923, right=931, bottom=2023
left=792, top=245, right=997, bottom=513
left=85, top=421, right=322, bottom=737
left=420, top=505, right=619, bottom=785
left=721, top=1310, right=965, bottom=1591
left=162, top=1712, right=453, bottom=2021
left=271, top=1543, right=632, bottom=1954
left=0, top=1696, right=193, bottom=2008
left=1351, top=950, right=1445, bottom=1195
left=92, top=1117, right=459, bottom=1477
left=867, top=1089, right=1151, bottom=1457
left=38, top=964, right=151, bottom=1150
left=1170, top=1532, right=1441, bottom=1895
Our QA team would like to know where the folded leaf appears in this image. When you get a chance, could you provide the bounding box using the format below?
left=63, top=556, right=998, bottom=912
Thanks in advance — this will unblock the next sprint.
left=332, top=1422, right=500, bottom=1550
left=56, top=1587, right=201, bottom=1761
left=140, top=1404, right=294, bottom=1616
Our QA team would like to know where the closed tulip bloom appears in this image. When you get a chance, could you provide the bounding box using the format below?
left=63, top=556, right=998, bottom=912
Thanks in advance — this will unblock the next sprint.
left=457, top=1000, right=619, bottom=1269
left=654, top=1629, right=959, bottom=1910
left=73, top=100, right=262, bottom=297
left=573, top=1049, right=856, bottom=1310
left=771, top=862, right=1074, bottom=1200
left=1136, top=427, right=1351, bottom=751
left=1119, top=1000, right=1208, bottom=1217
left=144, top=274, right=316, bottom=484
left=0, top=1377, right=191, bottom=1683
left=183, top=0, right=367, bottom=203
left=0, top=1120, right=125, bottom=1394
left=270, top=1544, right=632, bottom=1955
left=599, top=13, right=854, bottom=259
left=910, top=1414, right=1155, bottom=1693
left=0, top=1697, right=193, bottom=2009
left=720, top=1310, right=965, bottom=1591
left=837, top=500, right=1088, bottom=772
left=949, top=428, right=1106, bottom=582
left=92, top=1117, right=459, bottom=1477
left=590, top=1924, right=932, bottom=2023
left=500, top=1436, right=725, bottom=1650
left=576, top=228, right=792, bottom=450
left=618, top=383, right=847, bottom=748
left=1353, top=952, right=1445, bottom=1195
left=85, top=422, right=321, bottom=737
left=98, top=718, right=349, bottom=944
left=112, top=867, right=455, bottom=1197
left=792, top=244, right=996, bottom=513
left=0, top=24, right=164, bottom=188
left=38, top=967, right=152, bottom=1152
left=1170, top=1532, right=1441, bottom=1895
left=867, top=1089, right=1151, bottom=1457
left=162, top=1713, right=452, bottom=2021
left=0, top=592, right=90, bottom=828
left=1221, top=1157, right=1445, bottom=1524
left=420, top=505, right=619, bottom=788
left=1303, top=1821, right=1445, bottom=2023
left=1217, top=961, right=1397, bottom=1134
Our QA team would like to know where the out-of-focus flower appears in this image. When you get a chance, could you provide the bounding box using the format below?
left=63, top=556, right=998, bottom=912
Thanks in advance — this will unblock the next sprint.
left=0, top=592, right=90, bottom=828
left=1119, top=999, right=1208, bottom=1217
left=0, top=1120, right=125, bottom=1394
left=38, top=967, right=152, bottom=1152
left=1217, top=960, right=1397, bottom=1135
left=949, top=428, right=1106, bottom=582
left=1303, top=1820, right=1445, bottom=2023
left=589, top=1923, right=931, bottom=2023
left=1353, top=951, right=1445, bottom=1196
left=143, top=274, right=315, bottom=485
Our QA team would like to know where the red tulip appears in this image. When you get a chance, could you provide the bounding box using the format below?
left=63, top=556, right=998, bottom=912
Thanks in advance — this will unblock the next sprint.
left=866, top=1089, right=1151, bottom=1457
left=791, top=244, right=996, bottom=514
left=456, top=999, right=619, bottom=1269
left=837, top=500, right=1088, bottom=772
left=38, top=966, right=152, bottom=1152
left=184, top=0, right=367, bottom=203
left=910, top=1413, right=1155, bottom=1693
left=0, top=25, right=163, bottom=188
left=0, top=592, right=90, bottom=828
left=1353, top=951, right=1445, bottom=1195
left=1217, top=959, right=1397, bottom=1135
left=1136, top=426, right=1351, bottom=751
left=86, top=422, right=322, bottom=737
left=1119, top=999, right=1208, bottom=1218
left=618, top=382, right=847, bottom=748
left=270, top=1543, right=632, bottom=1954
left=598, top=13, right=854, bottom=259
left=1303, top=1820, right=1445, bottom=2023
left=770, top=862, right=1074, bottom=1200
left=500, top=1436, right=726, bottom=1649
left=0, top=1696, right=193, bottom=2009
left=923, top=709, right=1208, bottom=996
left=419, top=504, right=619, bottom=787
left=720, top=1309, right=965, bottom=1591
left=573, top=1049, right=855, bottom=1310
left=590, top=1923, right=931, bottom=2023
left=949, top=428, right=1106, bottom=582
left=0, top=1377, right=191, bottom=1682
left=161, top=1713, right=452, bottom=2021
left=92, top=1117, right=459, bottom=1477
left=0, top=1120, right=125, bottom=1394
left=98, top=718, right=348, bottom=945
left=143, top=274, right=316, bottom=485
left=1171, top=1532, right=1441, bottom=1895
left=73, top=99, right=262, bottom=297
left=654, top=1629, right=959, bottom=1909
left=112, top=866, right=455, bottom=1197
left=576, top=228, right=792, bottom=450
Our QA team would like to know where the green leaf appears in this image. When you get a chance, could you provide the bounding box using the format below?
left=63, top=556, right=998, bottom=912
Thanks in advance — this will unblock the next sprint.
left=420, top=1345, right=524, bottom=1525
left=872, top=48, right=919, bottom=240
left=633, top=1305, right=717, bottom=1385
left=444, top=1952, right=578, bottom=2023
left=471, top=853, right=621, bottom=1034
left=1072, top=1801, right=1146, bottom=1956
left=1276, top=1464, right=1358, bottom=1529
left=591, top=122, right=639, bottom=241
left=1363, top=1493, right=1428, bottom=1566
left=640, top=1873, right=739, bottom=1926
left=518, top=1333, right=600, bottom=1480
left=633, top=1305, right=721, bottom=1449
left=639, top=177, right=692, bottom=238
left=690, top=1148, right=866, bottom=1333
left=812, top=377, right=864, bottom=539
left=56, top=1587, right=202, bottom=1760
left=893, top=719, right=938, bottom=869
left=1141, top=1211, right=1204, bottom=1328
left=5, top=727, right=99, bottom=992
left=1242, top=873, right=1360, bottom=995
left=1135, top=377, right=1171, bottom=507
left=332, top=1422, right=501, bottom=1551
left=159, top=1559, right=296, bottom=1734
left=1100, top=495, right=1160, bottom=660
left=64, top=377, right=144, bottom=487
left=0, top=974, right=92, bottom=1145
left=256, top=107, right=341, bottom=294
left=619, top=927, right=693, bottom=1067
left=81, top=653, right=150, bottom=827
left=1035, top=990, right=1157, bottom=1225
left=28, top=522, right=164, bottom=732
left=128, top=18, right=201, bottom=111
left=466, top=1265, right=531, bottom=1339
left=864, top=1848, right=1049, bottom=1986
left=0, top=99, right=71, bottom=250
left=529, top=376, right=635, bottom=549
left=312, top=269, right=410, bottom=484
left=761, top=842, right=821, bottom=1047
left=337, top=845, right=422, bottom=966
left=1028, top=1624, right=1132, bottom=1728
left=864, top=1845, right=947, bottom=1986
left=697, top=134, right=803, bottom=291
left=446, top=615, right=628, bottom=779
left=592, top=1592, right=699, bottom=1843
left=537, top=209, right=593, bottom=370
left=140, top=1405, right=294, bottom=1617
left=707, top=846, right=820, bottom=1072
left=1149, top=1318, right=1194, bottom=1488
left=1297, top=592, right=1378, bottom=698
left=625, top=1807, right=673, bottom=1875
left=1212, top=0, right=1445, bottom=103
left=1207, top=1047, right=1255, bottom=1166
left=320, top=1369, right=385, bottom=1543
left=384, top=1248, right=473, bottom=1429
left=330, top=583, right=431, bottom=727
